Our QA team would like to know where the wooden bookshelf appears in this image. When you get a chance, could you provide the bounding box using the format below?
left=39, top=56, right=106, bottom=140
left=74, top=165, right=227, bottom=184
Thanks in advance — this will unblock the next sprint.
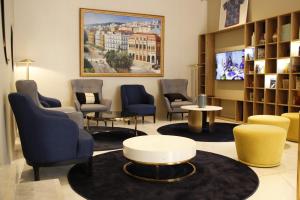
left=199, top=10, right=300, bottom=122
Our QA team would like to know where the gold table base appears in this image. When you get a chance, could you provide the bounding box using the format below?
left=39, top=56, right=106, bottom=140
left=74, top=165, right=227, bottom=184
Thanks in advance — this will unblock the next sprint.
left=123, top=162, right=196, bottom=183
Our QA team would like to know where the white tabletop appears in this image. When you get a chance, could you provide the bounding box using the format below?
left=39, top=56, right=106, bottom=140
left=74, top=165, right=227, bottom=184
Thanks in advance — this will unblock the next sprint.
left=181, top=105, right=223, bottom=111
left=123, top=135, right=196, bottom=165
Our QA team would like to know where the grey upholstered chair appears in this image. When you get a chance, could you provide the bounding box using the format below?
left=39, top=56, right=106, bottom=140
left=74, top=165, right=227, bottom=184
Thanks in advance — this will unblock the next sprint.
left=71, top=79, right=112, bottom=116
left=15, top=80, right=84, bottom=129
left=160, top=79, right=193, bottom=121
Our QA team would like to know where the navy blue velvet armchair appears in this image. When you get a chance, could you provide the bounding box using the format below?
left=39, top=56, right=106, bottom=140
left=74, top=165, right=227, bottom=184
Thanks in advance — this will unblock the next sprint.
left=9, top=93, right=94, bottom=181
left=121, top=85, right=156, bottom=123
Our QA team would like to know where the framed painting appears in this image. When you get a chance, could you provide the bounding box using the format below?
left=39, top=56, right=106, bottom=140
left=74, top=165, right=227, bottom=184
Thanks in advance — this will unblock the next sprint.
left=80, top=8, right=165, bottom=77
left=219, top=0, right=248, bottom=30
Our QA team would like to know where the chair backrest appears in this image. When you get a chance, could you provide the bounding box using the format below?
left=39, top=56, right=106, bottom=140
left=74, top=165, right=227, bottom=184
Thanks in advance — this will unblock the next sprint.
left=71, top=79, right=103, bottom=100
left=160, top=79, right=189, bottom=96
left=15, top=80, right=43, bottom=107
left=8, top=93, right=45, bottom=161
left=121, top=85, right=147, bottom=105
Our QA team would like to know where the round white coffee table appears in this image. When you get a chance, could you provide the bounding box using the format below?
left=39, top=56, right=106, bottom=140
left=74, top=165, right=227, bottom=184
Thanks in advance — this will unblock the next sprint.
left=181, top=105, right=223, bottom=132
left=123, top=135, right=197, bottom=182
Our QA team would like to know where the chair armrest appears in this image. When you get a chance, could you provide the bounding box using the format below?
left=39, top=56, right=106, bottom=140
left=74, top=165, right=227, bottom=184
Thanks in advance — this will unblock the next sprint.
left=73, top=96, right=81, bottom=111
left=38, top=93, right=61, bottom=108
left=40, top=108, right=69, bottom=119
left=145, top=93, right=154, bottom=104
left=163, top=97, right=173, bottom=112
left=28, top=112, right=79, bottom=163
left=101, top=98, right=112, bottom=111
left=185, top=95, right=193, bottom=102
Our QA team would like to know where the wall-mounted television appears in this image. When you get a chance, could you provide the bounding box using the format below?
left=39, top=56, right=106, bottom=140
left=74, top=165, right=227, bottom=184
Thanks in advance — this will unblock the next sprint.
left=215, top=49, right=245, bottom=80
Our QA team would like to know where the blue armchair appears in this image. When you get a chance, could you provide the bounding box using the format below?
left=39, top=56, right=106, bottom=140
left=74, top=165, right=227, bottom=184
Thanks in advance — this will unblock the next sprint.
left=8, top=93, right=94, bottom=181
left=121, top=85, right=156, bottom=123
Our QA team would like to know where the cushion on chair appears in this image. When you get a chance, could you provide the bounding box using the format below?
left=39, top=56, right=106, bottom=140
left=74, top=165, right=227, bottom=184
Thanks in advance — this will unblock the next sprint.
left=126, top=104, right=156, bottom=116
left=164, top=93, right=187, bottom=102
left=170, top=101, right=193, bottom=108
left=76, top=93, right=100, bottom=104
left=80, top=104, right=108, bottom=112
left=77, top=129, right=94, bottom=159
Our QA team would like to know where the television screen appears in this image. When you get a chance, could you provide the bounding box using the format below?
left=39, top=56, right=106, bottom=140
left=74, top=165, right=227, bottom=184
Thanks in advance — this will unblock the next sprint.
left=215, top=50, right=245, bottom=80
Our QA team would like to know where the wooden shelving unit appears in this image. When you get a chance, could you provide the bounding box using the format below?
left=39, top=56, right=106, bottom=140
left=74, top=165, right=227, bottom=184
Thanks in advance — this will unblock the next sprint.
left=199, top=10, right=300, bottom=123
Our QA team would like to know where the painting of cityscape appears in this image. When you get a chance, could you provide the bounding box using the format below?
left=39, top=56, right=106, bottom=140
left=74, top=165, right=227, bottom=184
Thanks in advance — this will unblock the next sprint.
left=80, top=9, right=165, bottom=77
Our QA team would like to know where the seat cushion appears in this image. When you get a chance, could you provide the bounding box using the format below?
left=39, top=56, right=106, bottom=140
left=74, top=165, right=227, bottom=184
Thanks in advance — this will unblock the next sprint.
left=77, top=129, right=94, bottom=159
left=171, top=101, right=193, bottom=108
left=80, top=104, right=108, bottom=112
left=281, top=113, right=299, bottom=142
left=126, top=104, right=156, bottom=116
left=247, top=115, right=290, bottom=131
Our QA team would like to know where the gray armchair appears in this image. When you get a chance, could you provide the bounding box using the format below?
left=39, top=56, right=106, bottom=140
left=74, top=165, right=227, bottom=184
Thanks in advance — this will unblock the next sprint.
left=15, top=80, right=84, bottom=129
left=160, top=79, right=193, bottom=121
left=71, top=79, right=112, bottom=116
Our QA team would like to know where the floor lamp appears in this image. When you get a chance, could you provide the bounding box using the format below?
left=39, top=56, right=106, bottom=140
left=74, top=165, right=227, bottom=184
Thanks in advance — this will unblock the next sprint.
left=17, top=59, right=35, bottom=80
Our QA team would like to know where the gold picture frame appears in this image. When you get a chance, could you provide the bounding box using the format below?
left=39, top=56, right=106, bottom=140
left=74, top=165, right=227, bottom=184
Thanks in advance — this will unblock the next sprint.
left=80, top=8, right=165, bottom=77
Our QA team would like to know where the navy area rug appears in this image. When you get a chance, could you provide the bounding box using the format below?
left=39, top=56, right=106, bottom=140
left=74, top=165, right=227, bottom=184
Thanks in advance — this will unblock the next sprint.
left=157, top=122, right=238, bottom=142
left=68, top=150, right=259, bottom=200
left=87, top=126, right=147, bottom=151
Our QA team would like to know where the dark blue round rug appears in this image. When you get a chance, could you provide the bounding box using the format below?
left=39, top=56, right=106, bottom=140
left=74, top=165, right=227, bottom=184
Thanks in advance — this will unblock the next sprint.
left=68, top=150, right=259, bottom=200
left=157, top=122, right=238, bottom=142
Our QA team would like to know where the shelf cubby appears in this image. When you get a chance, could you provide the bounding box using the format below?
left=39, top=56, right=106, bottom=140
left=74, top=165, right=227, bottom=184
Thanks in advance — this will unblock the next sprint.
left=245, top=74, right=254, bottom=87
left=266, top=43, right=277, bottom=58
left=254, top=89, right=264, bottom=102
left=266, top=17, right=278, bottom=44
left=276, top=105, right=288, bottom=115
left=245, top=88, right=254, bottom=101
left=290, top=90, right=300, bottom=106
left=291, top=11, right=300, bottom=41
left=245, top=23, right=255, bottom=47
left=254, top=103, right=264, bottom=115
left=265, top=104, right=275, bottom=115
left=255, top=75, right=265, bottom=88
left=265, top=89, right=276, bottom=103
left=279, top=14, right=291, bottom=42
left=265, top=59, right=277, bottom=73
left=277, top=74, right=290, bottom=89
left=255, top=20, right=266, bottom=46
left=278, top=42, right=291, bottom=57
left=244, top=102, right=253, bottom=122
left=277, top=90, right=289, bottom=104
left=289, top=106, right=300, bottom=112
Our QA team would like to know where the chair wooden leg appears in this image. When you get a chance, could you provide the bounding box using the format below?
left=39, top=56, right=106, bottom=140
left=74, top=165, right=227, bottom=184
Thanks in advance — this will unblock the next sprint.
left=181, top=113, right=184, bottom=120
left=170, top=113, right=172, bottom=121
left=153, top=115, right=156, bottom=123
left=128, top=120, right=130, bottom=125
left=142, top=116, right=144, bottom=124
left=33, top=165, right=40, bottom=181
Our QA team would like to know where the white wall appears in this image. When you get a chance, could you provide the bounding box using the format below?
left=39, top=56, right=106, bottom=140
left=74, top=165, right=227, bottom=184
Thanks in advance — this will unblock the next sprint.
left=0, top=0, right=14, bottom=165
left=14, top=0, right=207, bottom=118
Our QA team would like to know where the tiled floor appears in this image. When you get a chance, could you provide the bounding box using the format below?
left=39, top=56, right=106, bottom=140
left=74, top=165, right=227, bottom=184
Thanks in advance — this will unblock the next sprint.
left=13, top=117, right=298, bottom=200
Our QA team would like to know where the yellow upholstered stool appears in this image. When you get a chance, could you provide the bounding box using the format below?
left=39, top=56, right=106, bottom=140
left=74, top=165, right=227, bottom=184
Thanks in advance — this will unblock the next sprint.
left=247, top=115, right=290, bottom=131
left=233, top=124, right=287, bottom=167
left=281, top=113, right=299, bottom=142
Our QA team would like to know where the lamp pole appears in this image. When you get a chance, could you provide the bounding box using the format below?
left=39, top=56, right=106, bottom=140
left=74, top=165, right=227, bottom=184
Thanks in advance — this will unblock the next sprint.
left=17, top=59, right=35, bottom=80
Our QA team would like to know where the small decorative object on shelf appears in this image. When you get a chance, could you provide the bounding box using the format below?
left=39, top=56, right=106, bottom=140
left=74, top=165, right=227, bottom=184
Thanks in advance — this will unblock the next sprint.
left=259, top=33, right=266, bottom=44
left=270, top=79, right=276, bottom=89
left=249, top=92, right=253, bottom=101
left=197, top=94, right=207, bottom=108
left=282, top=79, right=289, bottom=89
left=257, top=48, right=265, bottom=59
left=251, top=33, right=255, bottom=46
left=298, top=26, right=300, bottom=39
left=272, top=31, right=278, bottom=42
left=281, top=23, right=291, bottom=42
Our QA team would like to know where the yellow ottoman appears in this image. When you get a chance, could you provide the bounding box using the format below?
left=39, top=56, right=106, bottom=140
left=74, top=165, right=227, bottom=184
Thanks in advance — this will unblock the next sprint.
left=281, top=113, right=299, bottom=142
left=233, top=124, right=287, bottom=167
left=248, top=115, right=290, bottom=131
